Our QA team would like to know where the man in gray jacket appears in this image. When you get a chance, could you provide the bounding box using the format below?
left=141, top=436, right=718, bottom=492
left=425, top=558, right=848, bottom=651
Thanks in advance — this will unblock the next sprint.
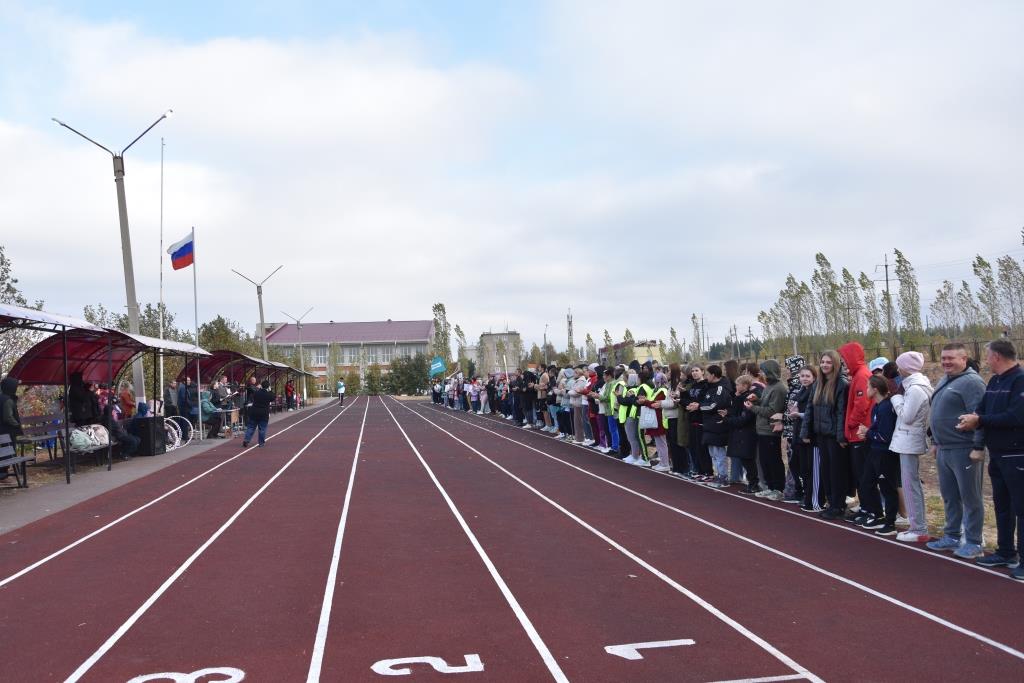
left=748, top=359, right=788, bottom=499
left=926, top=343, right=988, bottom=557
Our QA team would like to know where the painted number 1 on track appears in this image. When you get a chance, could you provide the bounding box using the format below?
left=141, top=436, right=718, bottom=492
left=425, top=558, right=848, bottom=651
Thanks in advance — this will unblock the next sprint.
left=605, top=639, right=696, bottom=660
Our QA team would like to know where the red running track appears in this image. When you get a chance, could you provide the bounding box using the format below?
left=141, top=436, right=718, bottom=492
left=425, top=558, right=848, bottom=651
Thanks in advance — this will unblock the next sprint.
left=2, top=396, right=1022, bottom=682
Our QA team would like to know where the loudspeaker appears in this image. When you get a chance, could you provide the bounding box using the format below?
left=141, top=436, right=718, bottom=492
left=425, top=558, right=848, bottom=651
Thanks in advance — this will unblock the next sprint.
left=135, top=416, right=166, bottom=456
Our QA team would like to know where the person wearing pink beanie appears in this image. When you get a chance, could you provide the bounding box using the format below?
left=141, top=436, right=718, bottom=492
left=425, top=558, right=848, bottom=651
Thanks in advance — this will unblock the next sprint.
left=890, top=351, right=933, bottom=542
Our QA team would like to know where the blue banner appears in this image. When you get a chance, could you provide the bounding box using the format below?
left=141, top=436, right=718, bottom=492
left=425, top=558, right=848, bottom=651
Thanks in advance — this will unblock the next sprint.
left=429, top=356, right=446, bottom=377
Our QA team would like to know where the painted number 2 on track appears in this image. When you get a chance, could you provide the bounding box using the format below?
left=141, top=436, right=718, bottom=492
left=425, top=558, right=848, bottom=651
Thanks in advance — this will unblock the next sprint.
left=371, top=654, right=484, bottom=676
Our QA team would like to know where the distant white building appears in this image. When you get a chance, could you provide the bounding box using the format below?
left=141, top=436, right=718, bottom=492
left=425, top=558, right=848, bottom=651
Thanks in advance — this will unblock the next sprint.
left=477, top=331, right=523, bottom=374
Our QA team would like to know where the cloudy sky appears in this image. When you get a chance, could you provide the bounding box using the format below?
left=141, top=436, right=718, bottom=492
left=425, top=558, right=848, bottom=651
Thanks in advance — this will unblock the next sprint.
left=2, top=0, right=1022, bottom=352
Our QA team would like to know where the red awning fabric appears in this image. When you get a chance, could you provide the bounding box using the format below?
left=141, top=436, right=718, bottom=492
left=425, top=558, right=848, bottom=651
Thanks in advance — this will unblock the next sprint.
left=8, top=329, right=209, bottom=386
left=177, top=350, right=271, bottom=384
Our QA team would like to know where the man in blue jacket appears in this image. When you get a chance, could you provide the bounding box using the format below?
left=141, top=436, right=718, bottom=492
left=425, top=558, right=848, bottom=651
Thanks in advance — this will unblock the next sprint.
left=957, top=340, right=1024, bottom=579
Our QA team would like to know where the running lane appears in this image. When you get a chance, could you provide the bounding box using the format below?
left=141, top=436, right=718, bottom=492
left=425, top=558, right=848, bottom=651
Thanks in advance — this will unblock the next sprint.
left=411, top=402, right=1024, bottom=681
left=73, top=399, right=370, bottom=682
left=391, top=399, right=817, bottom=682
left=0, top=399, right=357, bottom=681
left=312, top=397, right=561, bottom=681
left=0, top=402, right=339, bottom=581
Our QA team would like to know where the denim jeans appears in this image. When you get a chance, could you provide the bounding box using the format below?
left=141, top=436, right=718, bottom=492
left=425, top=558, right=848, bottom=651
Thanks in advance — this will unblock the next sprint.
left=606, top=415, right=620, bottom=451
left=244, top=418, right=268, bottom=446
left=709, top=445, right=728, bottom=479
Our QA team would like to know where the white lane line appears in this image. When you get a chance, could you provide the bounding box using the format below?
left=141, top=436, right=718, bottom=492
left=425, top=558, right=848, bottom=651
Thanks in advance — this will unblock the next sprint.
left=306, top=399, right=371, bottom=682
left=416, top=403, right=1024, bottom=662
left=434, top=409, right=1015, bottom=585
left=64, top=399, right=365, bottom=683
left=0, top=398, right=353, bottom=590
left=381, top=398, right=569, bottom=683
left=704, top=675, right=809, bottom=683
left=397, top=399, right=820, bottom=683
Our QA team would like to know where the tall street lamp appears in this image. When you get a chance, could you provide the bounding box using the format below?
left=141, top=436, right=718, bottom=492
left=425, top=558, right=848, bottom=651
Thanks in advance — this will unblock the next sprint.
left=53, top=109, right=173, bottom=402
left=232, top=265, right=283, bottom=360
left=282, top=306, right=313, bottom=402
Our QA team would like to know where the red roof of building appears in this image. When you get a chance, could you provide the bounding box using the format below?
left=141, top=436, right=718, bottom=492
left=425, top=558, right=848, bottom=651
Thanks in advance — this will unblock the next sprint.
left=265, top=320, right=433, bottom=345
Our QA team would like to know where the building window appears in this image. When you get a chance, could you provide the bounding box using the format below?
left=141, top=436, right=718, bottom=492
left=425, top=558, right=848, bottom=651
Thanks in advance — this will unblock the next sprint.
left=380, top=345, right=394, bottom=363
left=312, top=346, right=328, bottom=366
left=341, top=345, right=358, bottom=364
left=317, top=383, right=328, bottom=391
left=365, top=346, right=378, bottom=364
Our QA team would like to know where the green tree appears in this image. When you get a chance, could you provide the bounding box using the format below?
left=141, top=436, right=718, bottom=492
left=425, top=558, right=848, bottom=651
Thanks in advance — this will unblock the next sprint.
left=811, top=253, right=842, bottom=339
left=364, top=363, right=382, bottom=395
left=621, top=328, right=635, bottom=363
left=0, top=246, right=44, bottom=375
left=859, top=271, right=882, bottom=348
left=431, top=303, right=452, bottom=363
left=584, top=333, right=597, bottom=362
left=894, top=249, right=922, bottom=341
left=973, top=256, right=1001, bottom=333
left=385, top=353, right=430, bottom=395
left=454, top=324, right=468, bottom=374
left=666, top=327, right=683, bottom=364
left=689, top=314, right=701, bottom=359
left=997, top=255, right=1024, bottom=333
left=344, top=369, right=361, bottom=395
left=528, top=343, right=544, bottom=366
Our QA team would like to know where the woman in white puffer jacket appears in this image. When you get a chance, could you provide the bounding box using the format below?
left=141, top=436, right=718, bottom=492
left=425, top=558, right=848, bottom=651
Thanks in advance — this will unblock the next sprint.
left=889, top=351, right=934, bottom=543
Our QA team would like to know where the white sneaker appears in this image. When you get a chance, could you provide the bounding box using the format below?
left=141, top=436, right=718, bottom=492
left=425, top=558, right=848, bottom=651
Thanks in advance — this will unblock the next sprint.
left=652, top=464, right=671, bottom=472
left=623, top=455, right=638, bottom=465
left=582, top=439, right=595, bottom=446
left=896, top=530, right=929, bottom=543
left=895, top=514, right=910, bottom=528
left=598, top=446, right=611, bottom=454
left=521, top=424, right=532, bottom=429
left=632, top=458, right=651, bottom=467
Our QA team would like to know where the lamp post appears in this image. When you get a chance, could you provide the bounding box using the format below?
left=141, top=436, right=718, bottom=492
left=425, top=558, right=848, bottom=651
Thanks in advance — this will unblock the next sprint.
left=282, top=306, right=313, bottom=402
left=232, top=265, right=283, bottom=360
left=53, top=109, right=173, bottom=403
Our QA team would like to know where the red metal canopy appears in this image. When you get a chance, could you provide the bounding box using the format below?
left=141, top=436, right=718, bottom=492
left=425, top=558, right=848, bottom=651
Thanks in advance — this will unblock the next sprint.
left=177, top=350, right=270, bottom=384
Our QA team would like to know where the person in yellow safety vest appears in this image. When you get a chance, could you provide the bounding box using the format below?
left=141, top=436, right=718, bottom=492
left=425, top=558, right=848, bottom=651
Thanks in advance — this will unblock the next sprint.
left=599, top=367, right=622, bottom=455
left=617, top=369, right=648, bottom=465
left=637, top=369, right=674, bottom=472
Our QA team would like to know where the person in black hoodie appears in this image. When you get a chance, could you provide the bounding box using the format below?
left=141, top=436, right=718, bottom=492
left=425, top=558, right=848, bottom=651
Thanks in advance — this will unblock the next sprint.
left=242, top=379, right=276, bottom=448
left=724, top=374, right=759, bottom=493
left=789, top=365, right=824, bottom=511
left=684, top=365, right=711, bottom=479
left=800, top=350, right=850, bottom=519
left=68, top=372, right=101, bottom=426
left=699, top=364, right=733, bottom=487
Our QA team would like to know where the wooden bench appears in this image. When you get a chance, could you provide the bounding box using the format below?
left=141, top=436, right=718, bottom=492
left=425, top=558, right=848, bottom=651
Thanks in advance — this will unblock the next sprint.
left=16, top=412, right=64, bottom=462
left=1, top=433, right=35, bottom=488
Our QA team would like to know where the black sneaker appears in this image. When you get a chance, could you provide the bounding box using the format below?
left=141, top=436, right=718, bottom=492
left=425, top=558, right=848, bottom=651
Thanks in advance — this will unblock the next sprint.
left=799, top=503, right=815, bottom=512
left=241, top=442, right=249, bottom=447
left=848, top=511, right=870, bottom=525
left=782, top=495, right=802, bottom=504
left=861, top=516, right=887, bottom=530
left=874, top=524, right=898, bottom=536
left=819, top=508, right=843, bottom=520
left=976, top=553, right=1021, bottom=569
left=740, top=484, right=759, bottom=495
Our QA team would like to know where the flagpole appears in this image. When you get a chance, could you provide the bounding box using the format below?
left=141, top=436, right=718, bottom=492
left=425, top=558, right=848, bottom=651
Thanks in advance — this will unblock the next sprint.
left=158, top=137, right=165, bottom=413
left=192, top=225, right=202, bottom=441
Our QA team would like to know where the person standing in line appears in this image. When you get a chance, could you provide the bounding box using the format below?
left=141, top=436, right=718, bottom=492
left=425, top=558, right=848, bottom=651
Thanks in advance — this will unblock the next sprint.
left=747, top=359, right=788, bottom=501
left=725, top=374, right=759, bottom=493
left=958, top=340, right=1024, bottom=578
left=521, top=368, right=538, bottom=428
left=637, top=367, right=672, bottom=472
left=839, top=342, right=874, bottom=522
left=685, top=365, right=711, bottom=479
left=479, top=377, right=491, bottom=414
left=859, top=375, right=901, bottom=535
left=537, top=366, right=552, bottom=430
left=618, top=369, right=647, bottom=464
left=242, top=379, right=275, bottom=448
left=782, top=355, right=807, bottom=502
left=666, top=364, right=690, bottom=476
left=801, top=350, right=849, bottom=519
left=789, top=365, right=824, bottom=511
left=925, top=343, right=987, bottom=558
left=890, top=351, right=934, bottom=543
left=598, top=367, right=620, bottom=453
left=699, top=364, right=732, bottom=487
left=470, top=378, right=481, bottom=414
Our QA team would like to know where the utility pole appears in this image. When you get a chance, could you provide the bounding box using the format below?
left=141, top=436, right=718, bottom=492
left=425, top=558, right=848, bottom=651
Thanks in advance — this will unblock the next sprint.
left=746, top=326, right=759, bottom=362
left=566, top=308, right=574, bottom=361
left=543, top=324, right=549, bottom=365
left=700, top=315, right=706, bottom=358
left=731, top=324, right=740, bottom=359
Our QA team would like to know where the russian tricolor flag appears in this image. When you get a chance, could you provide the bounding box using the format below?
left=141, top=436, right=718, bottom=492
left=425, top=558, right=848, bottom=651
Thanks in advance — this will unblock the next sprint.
left=167, top=233, right=194, bottom=270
